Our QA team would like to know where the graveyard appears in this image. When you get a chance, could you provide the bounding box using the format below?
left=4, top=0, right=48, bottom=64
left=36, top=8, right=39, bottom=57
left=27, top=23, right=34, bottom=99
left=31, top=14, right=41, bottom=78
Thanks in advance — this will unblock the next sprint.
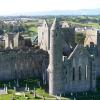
left=0, top=78, right=100, bottom=100
left=0, top=78, right=64, bottom=100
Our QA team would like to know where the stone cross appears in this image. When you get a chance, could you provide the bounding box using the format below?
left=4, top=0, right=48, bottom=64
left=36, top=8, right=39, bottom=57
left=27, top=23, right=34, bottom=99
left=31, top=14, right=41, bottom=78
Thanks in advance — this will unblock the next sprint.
left=25, top=84, right=28, bottom=91
left=34, top=87, right=36, bottom=97
left=27, top=87, right=30, bottom=92
left=71, top=92, right=73, bottom=96
left=59, top=94, right=61, bottom=100
left=43, top=73, right=45, bottom=85
left=23, top=92, right=25, bottom=97
left=4, top=84, right=6, bottom=91
left=5, top=86, right=8, bottom=93
left=14, top=87, right=16, bottom=91
left=16, top=79, right=19, bottom=87
left=74, top=97, right=76, bottom=100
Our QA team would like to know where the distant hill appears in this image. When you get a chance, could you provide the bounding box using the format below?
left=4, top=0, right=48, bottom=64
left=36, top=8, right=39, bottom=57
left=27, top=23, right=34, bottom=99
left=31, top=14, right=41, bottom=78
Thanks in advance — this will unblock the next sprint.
left=22, top=8, right=100, bottom=16
left=4, top=8, right=100, bottom=16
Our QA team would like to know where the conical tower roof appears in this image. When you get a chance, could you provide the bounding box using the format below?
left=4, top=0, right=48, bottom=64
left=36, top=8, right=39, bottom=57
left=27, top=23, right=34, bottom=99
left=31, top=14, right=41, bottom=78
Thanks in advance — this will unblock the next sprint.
left=50, top=18, right=61, bottom=30
left=42, top=19, right=49, bottom=27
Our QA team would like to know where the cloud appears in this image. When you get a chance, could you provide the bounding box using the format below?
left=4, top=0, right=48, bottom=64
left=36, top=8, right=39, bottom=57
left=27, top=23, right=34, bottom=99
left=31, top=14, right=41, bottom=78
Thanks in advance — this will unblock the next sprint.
left=0, top=0, right=100, bottom=15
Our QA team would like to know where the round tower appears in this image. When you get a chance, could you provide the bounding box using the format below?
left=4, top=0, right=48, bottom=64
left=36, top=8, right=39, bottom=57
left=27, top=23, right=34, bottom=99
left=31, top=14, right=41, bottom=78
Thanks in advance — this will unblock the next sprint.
left=48, top=18, right=65, bottom=95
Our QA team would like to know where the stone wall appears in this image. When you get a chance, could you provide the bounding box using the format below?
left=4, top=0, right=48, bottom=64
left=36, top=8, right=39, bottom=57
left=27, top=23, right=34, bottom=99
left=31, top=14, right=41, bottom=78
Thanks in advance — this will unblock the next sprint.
left=94, top=30, right=100, bottom=77
left=38, top=20, right=50, bottom=51
left=84, top=29, right=97, bottom=47
left=0, top=48, right=48, bottom=81
left=64, top=45, right=96, bottom=93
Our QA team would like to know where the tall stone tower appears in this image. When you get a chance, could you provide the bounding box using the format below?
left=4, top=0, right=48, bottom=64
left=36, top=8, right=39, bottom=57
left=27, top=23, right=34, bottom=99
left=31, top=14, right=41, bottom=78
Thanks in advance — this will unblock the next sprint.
left=97, top=30, right=100, bottom=56
left=48, top=18, right=65, bottom=95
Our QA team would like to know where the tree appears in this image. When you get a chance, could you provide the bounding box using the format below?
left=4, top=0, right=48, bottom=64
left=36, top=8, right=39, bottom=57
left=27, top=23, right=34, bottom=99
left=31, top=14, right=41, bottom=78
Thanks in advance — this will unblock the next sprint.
left=7, top=24, right=13, bottom=32
left=0, top=29, right=4, bottom=35
left=75, top=32, right=86, bottom=44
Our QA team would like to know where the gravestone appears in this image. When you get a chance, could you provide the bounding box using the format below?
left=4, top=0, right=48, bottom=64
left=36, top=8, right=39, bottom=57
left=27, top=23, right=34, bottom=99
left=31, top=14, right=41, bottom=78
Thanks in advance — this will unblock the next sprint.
left=34, top=87, right=36, bottom=98
left=25, top=84, right=28, bottom=91
left=27, top=87, right=30, bottom=92
left=14, top=87, right=16, bottom=91
left=43, top=73, right=44, bottom=85
left=4, top=84, right=6, bottom=91
left=5, top=86, right=8, bottom=93
left=16, top=79, right=19, bottom=87
left=59, top=94, right=61, bottom=100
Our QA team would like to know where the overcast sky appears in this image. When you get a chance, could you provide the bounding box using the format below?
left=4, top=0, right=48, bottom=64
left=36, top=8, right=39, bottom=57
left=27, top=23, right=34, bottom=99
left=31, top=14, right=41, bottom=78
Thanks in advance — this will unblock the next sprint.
left=0, top=0, right=100, bottom=15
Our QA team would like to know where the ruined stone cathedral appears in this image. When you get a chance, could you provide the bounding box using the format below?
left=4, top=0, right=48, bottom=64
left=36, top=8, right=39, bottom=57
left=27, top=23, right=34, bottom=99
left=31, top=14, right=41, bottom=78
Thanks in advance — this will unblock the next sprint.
left=38, top=18, right=96, bottom=95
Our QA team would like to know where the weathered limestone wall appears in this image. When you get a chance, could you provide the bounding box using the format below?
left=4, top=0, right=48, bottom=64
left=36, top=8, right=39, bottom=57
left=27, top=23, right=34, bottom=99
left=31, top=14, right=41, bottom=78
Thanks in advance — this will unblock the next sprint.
left=48, top=19, right=65, bottom=95
left=38, top=20, right=50, bottom=51
left=84, top=29, right=97, bottom=46
left=75, top=28, right=97, bottom=47
left=4, top=34, right=8, bottom=49
left=64, top=45, right=96, bottom=93
left=0, top=48, right=48, bottom=81
left=13, top=33, right=19, bottom=48
left=95, top=30, right=100, bottom=77
left=65, top=57, right=91, bottom=92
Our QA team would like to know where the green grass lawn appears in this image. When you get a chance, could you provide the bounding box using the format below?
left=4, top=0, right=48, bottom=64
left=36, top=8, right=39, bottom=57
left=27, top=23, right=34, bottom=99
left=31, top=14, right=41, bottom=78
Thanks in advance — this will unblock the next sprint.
left=1, top=93, right=100, bottom=100
left=23, top=21, right=38, bottom=36
left=0, top=78, right=56, bottom=100
left=0, top=94, right=35, bottom=100
left=28, top=27, right=37, bottom=36
left=0, top=89, right=55, bottom=100
left=68, top=21, right=100, bottom=29
left=28, top=27, right=37, bottom=33
left=0, top=94, right=12, bottom=100
left=1, top=78, right=100, bottom=100
left=36, top=88, right=54, bottom=98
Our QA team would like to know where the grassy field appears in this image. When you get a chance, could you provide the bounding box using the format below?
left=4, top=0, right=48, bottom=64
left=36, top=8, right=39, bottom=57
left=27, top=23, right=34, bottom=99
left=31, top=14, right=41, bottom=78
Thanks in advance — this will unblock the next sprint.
left=28, top=27, right=37, bottom=33
left=0, top=94, right=12, bottom=100
left=0, top=78, right=56, bottom=100
left=23, top=21, right=38, bottom=37
left=0, top=93, right=41, bottom=100
left=68, top=21, right=100, bottom=29
left=0, top=89, right=55, bottom=100
left=0, top=78, right=100, bottom=100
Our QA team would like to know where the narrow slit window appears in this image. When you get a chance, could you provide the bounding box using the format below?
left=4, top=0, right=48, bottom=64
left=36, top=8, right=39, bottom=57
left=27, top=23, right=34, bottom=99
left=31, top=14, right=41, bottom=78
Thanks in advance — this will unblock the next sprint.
left=85, top=65, right=88, bottom=79
left=72, top=67, right=75, bottom=81
left=79, top=66, right=81, bottom=80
